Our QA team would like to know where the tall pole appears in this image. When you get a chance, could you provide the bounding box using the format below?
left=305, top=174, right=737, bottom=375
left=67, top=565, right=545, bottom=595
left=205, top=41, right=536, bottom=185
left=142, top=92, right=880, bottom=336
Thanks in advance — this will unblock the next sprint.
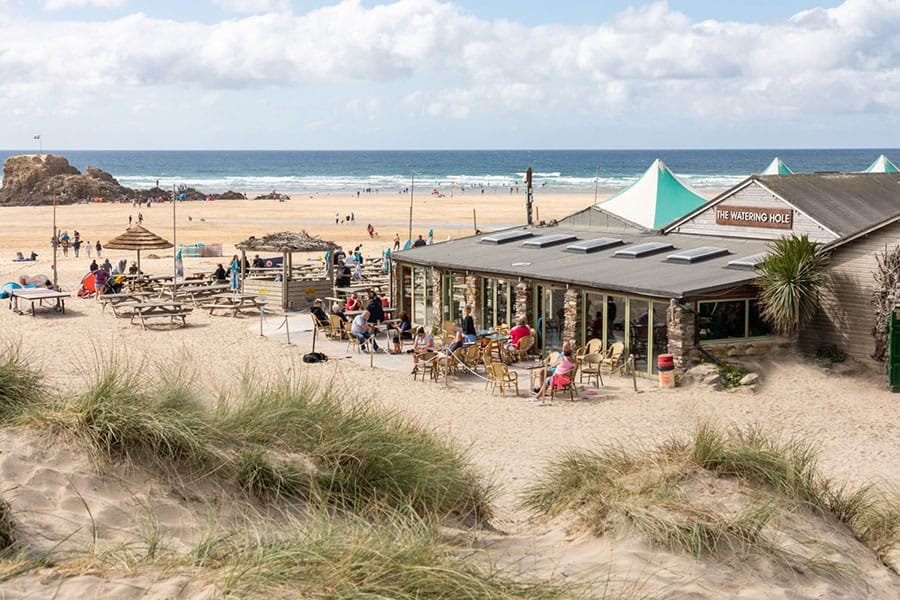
left=51, top=192, right=58, bottom=289
left=172, top=184, right=177, bottom=296
left=525, top=166, right=533, bottom=225
left=407, top=171, right=415, bottom=244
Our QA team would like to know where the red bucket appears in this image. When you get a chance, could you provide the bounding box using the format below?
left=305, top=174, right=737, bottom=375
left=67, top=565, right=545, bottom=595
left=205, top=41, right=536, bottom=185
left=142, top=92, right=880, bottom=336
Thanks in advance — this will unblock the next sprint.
left=657, top=354, right=674, bottom=371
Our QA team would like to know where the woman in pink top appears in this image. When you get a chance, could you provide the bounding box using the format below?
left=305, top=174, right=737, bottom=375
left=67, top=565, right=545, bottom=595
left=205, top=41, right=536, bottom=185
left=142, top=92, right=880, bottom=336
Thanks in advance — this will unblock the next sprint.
left=531, top=348, right=575, bottom=401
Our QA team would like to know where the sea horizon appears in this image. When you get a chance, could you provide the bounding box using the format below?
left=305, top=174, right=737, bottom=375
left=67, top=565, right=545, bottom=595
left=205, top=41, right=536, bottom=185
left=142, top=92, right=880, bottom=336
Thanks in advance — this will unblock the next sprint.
left=2, top=148, right=897, bottom=196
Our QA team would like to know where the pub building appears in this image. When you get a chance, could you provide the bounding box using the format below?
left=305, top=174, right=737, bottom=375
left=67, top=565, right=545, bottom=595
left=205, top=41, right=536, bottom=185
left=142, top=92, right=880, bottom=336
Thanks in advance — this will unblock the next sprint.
left=390, top=162, right=900, bottom=377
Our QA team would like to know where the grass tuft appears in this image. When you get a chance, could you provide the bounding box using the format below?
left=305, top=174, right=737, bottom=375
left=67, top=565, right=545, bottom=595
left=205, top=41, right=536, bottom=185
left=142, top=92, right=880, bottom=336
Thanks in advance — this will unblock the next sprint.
left=0, top=342, right=45, bottom=422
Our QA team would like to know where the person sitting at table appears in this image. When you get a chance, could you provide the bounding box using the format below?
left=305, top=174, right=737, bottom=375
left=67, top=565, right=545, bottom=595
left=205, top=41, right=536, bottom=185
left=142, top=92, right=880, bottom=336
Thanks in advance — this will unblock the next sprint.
left=444, top=326, right=464, bottom=355
left=531, top=347, right=575, bottom=402
left=366, top=290, right=384, bottom=324
left=507, top=318, right=532, bottom=351
left=462, top=305, right=477, bottom=343
left=213, top=263, right=227, bottom=282
left=310, top=298, right=330, bottom=328
left=351, top=309, right=381, bottom=353
left=128, top=262, right=141, bottom=276
left=411, top=327, right=435, bottom=373
left=252, top=254, right=264, bottom=269
left=386, top=310, right=412, bottom=353
left=344, top=292, right=362, bottom=312
left=331, top=301, right=348, bottom=322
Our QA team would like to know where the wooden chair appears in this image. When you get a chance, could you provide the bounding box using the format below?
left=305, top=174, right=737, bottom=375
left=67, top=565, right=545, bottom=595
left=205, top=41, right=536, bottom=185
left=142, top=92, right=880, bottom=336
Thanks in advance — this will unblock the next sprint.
left=487, top=362, right=519, bottom=397
left=579, top=352, right=604, bottom=387
left=345, top=322, right=364, bottom=353
left=600, top=342, right=625, bottom=375
left=326, top=315, right=346, bottom=340
left=508, top=334, right=534, bottom=363
left=585, top=338, right=603, bottom=355
left=550, top=362, right=579, bottom=402
left=442, top=347, right=465, bottom=378
left=413, top=351, right=438, bottom=381
left=462, top=344, right=482, bottom=374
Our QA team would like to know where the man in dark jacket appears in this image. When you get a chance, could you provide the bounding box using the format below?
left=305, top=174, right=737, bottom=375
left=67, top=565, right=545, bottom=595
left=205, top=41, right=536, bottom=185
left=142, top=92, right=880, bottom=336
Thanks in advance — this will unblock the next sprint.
left=366, top=291, right=385, bottom=324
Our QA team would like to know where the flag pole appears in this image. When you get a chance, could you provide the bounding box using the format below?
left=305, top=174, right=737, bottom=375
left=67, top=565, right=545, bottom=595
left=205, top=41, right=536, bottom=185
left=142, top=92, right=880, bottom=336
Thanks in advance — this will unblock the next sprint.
left=172, top=184, right=177, bottom=296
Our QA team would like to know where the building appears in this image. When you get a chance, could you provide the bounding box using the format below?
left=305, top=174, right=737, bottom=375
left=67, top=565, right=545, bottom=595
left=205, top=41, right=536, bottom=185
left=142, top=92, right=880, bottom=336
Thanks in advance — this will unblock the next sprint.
left=391, top=171, right=900, bottom=375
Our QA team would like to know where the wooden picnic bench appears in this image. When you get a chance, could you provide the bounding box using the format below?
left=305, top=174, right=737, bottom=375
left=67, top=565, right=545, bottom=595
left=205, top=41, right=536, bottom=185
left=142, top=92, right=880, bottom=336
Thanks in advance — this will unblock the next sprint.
left=130, top=301, right=192, bottom=330
left=159, top=283, right=231, bottom=306
left=99, top=291, right=154, bottom=317
left=199, top=293, right=267, bottom=317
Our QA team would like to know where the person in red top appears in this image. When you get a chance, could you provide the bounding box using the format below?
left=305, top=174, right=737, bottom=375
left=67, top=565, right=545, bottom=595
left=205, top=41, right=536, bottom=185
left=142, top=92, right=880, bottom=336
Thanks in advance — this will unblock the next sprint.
left=507, top=318, right=531, bottom=349
left=531, top=348, right=575, bottom=402
left=344, top=292, right=362, bottom=312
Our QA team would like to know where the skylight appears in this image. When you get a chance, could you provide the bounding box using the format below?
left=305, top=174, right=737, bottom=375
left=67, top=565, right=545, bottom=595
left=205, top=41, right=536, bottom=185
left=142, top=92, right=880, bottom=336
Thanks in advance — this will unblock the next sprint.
left=727, top=253, right=767, bottom=269
left=480, top=230, right=533, bottom=244
left=613, top=242, right=674, bottom=258
left=666, top=247, right=729, bottom=264
left=521, top=234, right=578, bottom=248
left=565, top=237, right=625, bottom=254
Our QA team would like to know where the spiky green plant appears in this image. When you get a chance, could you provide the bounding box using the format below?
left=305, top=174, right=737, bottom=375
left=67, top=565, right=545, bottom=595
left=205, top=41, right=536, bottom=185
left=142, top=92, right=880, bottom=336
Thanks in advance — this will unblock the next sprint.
left=756, top=234, right=830, bottom=336
left=0, top=342, right=44, bottom=422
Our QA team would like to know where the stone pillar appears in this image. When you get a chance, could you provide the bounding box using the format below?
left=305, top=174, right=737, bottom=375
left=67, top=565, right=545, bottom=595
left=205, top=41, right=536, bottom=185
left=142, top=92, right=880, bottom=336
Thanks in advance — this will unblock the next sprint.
left=431, top=268, right=443, bottom=326
left=666, top=299, right=695, bottom=373
left=465, top=274, right=481, bottom=329
left=514, top=281, right=531, bottom=323
left=390, top=262, right=402, bottom=310
left=562, top=287, right=581, bottom=346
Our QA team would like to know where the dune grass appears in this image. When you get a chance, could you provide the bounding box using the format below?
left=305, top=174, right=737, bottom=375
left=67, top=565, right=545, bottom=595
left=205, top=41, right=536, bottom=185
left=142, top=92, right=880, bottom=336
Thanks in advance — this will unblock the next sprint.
left=0, top=342, right=45, bottom=422
left=216, top=373, right=493, bottom=522
left=524, top=424, right=900, bottom=569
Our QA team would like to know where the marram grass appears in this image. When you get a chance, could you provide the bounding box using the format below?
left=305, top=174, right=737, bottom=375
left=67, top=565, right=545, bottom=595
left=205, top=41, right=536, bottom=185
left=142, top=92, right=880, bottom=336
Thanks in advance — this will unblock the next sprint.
left=0, top=342, right=45, bottom=422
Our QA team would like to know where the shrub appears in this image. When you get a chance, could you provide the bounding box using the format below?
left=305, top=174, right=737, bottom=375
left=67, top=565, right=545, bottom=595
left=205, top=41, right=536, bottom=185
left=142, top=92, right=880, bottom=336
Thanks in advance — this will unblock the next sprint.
left=717, top=363, right=748, bottom=388
left=0, top=342, right=45, bottom=422
left=815, top=344, right=847, bottom=364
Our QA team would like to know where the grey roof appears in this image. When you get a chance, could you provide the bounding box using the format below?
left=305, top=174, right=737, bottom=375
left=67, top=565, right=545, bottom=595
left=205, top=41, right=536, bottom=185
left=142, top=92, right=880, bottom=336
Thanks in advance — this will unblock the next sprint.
left=751, top=173, right=900, bottom=238
left=393, top=224, right=769, bottom=299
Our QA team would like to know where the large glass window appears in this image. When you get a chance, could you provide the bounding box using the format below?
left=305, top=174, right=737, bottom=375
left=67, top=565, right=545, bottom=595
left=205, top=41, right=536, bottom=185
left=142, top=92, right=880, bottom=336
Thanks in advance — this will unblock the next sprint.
left=481, top=278, right=514, bottom=329
left=412, top=267, right=432, bottom=326
left=651, top=301, right=669, bottom=373
left=584, top=292, right=605, bottom=346
left=697, top=299, right=770, bottom=341
left=628, top=298, right=650, bottom=371
left=608, top=295, right=626, bottom=346
left=442, top=273, right=466, bottom=324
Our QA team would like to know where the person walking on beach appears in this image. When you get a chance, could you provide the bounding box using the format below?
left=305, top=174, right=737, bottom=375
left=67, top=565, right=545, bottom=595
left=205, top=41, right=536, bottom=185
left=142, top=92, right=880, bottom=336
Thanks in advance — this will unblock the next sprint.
left=335, top=213, right=340, bottom=224
left=85, top=240, right=92, bottom=258
left=393, top=233, right=400, bottom=250
left=95, top=240, right=102, bottom=257
left=73, top=238, right=81, bottom=258
left=138, top=212, right=143, bottom=224
left=128, top=215, right=132, bottom=227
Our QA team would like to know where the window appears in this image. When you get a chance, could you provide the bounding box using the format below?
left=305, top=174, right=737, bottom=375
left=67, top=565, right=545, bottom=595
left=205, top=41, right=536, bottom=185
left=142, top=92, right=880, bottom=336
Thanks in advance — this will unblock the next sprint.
left=412, top=267, right=433, bottom=326
left=698, top=299, right=770, bottom=341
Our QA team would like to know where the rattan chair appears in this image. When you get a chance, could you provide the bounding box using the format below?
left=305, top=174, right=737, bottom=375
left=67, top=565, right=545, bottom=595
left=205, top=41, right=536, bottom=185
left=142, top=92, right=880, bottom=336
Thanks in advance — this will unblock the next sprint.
left=487, top=362, right=519, bottom=397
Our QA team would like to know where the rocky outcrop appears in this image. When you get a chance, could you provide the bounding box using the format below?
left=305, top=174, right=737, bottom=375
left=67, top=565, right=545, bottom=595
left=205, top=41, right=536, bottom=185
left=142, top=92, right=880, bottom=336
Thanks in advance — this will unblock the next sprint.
left=0, top=154, right=134, bottom=205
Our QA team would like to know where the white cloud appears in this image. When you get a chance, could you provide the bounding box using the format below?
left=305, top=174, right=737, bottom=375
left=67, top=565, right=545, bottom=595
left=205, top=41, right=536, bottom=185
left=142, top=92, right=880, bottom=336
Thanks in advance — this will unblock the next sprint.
left=43, top=0, right=127, bottom=10
left=210, top=0, right=290, bottom=14
left=0, top=0, right=898, bottom=129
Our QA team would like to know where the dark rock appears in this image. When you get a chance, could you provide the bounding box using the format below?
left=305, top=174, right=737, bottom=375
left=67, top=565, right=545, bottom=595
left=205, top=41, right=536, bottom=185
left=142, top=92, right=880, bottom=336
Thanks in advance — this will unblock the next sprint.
left=0, top=154, right=134, bottom=205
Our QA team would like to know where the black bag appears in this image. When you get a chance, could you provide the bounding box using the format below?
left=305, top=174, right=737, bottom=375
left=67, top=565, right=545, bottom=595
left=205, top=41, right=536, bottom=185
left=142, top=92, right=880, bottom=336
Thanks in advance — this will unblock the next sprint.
left=303, top=352, right=328, bottom=363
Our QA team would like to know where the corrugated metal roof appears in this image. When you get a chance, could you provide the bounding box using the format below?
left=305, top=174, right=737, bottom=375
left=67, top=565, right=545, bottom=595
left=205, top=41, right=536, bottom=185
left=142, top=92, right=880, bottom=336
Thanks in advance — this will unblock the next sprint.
left=394, top=225, right=768, bottom=299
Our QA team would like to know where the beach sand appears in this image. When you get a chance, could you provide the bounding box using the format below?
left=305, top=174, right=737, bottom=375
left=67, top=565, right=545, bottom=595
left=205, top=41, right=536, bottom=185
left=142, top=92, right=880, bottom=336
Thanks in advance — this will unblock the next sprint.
left=1, top=192, right=898, bottom=597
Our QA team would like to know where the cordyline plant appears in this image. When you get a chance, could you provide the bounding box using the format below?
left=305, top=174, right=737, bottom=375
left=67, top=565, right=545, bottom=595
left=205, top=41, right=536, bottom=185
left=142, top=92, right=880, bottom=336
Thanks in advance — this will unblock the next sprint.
left=756, top=235, right=830, bottom=337
left=871, top=243, right=900, bottom=364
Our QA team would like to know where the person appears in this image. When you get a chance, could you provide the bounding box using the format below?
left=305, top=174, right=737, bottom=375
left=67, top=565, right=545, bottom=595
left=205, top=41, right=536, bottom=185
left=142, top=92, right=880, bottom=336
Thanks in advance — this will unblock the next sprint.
left=393, top=233, right=401, bottom=250
left=411, top=327, right=434, bottom=373
left=344, top=292, right=362, bottom=312
left=85, top=240, right=92, bottom=258
left=507, top=318, right=532, bottom=351
left=95, top=240, right=102, bottom=257
left=333, top=247, right=346, bottom=265
left=350, top=310, right=380, bottom=353
left=213, top=263, right=227, bottom=282
left=138, top=212, right=143, bottom=224
left=331, top=301, right=348, bottom=323
left=366, top=290, right=384, bottom=324
left=444, top=326, right=464, bottom=355
left=531, top=347, right=576, bottom=402
left=412, top=235, right=426, bottom=248
left=335, top=263, right=352, bottom=288
left=367, top=223, right=375, bottom=238
left=128, top=215, right=132, bottom=227
left=30, top=251, right=38, bottom=261
left=387, top=310, right=412, bottom=353
left=73, top=238, right=81, bottom=258
left=102, top=257, right=112, bottom=272
left=462, top=305, right=477, bottom=343
left=310, top=298, right=330, bottom=328
left=94, top=265, right=110, bottom=295
left=229, top=254, right=241, bottom=291
left=113, top=259, right=127, bottom=275
left=89, top=259, right=99, bottom=272
left=128, top=262, right=140, bottom=275
left=427, top=229, right=434, bottom=245
left=252, top=254, right=264, bottom=269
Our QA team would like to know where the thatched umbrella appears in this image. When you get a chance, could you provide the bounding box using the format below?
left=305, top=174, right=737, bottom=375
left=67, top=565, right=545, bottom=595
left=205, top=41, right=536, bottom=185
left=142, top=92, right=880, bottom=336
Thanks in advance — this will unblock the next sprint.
left=235, top=230, right=338, bottom=287
left=103, top=224, right=173, bottom=273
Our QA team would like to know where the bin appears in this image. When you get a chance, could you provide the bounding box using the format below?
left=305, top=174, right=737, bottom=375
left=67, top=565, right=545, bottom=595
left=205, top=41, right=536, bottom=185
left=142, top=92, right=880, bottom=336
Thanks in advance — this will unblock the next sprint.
left=658, top=353, right=675, bottom=388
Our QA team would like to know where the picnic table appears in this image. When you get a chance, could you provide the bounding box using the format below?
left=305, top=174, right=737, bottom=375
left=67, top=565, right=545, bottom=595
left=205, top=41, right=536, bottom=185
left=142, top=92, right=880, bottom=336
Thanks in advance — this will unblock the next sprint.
left=98, top=291, right=154, bottom=317
left=200, top=292, right=267, bottom=317
left=9, top=288, right=70, bottom=316
left=130, top=300, right=192, bottom=330
left=160, top=283, right=231, bottom=306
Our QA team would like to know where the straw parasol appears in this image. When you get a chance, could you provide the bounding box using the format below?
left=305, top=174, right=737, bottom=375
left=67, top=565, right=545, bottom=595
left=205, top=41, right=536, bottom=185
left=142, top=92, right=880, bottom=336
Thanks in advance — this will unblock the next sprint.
left=103, top=224, right=173, bottom=273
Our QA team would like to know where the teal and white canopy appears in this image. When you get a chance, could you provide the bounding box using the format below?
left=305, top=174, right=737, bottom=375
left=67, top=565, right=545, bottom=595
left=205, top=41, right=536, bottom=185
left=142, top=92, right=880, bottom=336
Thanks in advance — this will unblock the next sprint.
left=598, top=159, right=708, bottom=229
left=762, top=157, right=794, bottom=175
left=863, top=154, right=899, bottom=173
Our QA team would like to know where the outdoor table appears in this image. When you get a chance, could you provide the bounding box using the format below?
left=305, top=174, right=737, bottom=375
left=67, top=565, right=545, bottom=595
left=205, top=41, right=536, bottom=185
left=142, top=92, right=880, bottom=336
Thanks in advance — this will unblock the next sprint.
left=200, top=292, right=267, bottom=317
left=130, top=300, right=192, bottom=330
left=9, top=288, right=70, bottom=316
left=517, top=360, right=547, bottom=392
left=160, top=283, right=231, bottom=306
left=98, top=291, right=154, bottom=317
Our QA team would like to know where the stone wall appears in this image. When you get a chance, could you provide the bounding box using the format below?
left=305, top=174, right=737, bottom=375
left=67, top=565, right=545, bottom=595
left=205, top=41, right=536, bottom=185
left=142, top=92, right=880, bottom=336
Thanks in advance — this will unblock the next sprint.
left=465, top=274, right=481, bottom=329
left=666, top=299, right=695, bottom=373
left=691, top=338, right=793, bottom=362
left=514, top=281, right=531, bottom=324
left=563, top=287, right=581, bottom=344
left=431, top=268, right=442, bottom=326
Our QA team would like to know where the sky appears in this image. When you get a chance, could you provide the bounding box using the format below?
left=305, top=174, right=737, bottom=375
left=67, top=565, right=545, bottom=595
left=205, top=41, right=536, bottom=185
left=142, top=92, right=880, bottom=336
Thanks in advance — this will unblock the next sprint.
left=1, top=0, right=898, bottom=150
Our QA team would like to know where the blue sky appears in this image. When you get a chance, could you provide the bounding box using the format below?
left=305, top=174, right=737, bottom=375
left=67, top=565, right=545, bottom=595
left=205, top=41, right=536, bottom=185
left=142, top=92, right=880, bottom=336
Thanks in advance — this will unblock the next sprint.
left=1, top=0, right=898, bottom=150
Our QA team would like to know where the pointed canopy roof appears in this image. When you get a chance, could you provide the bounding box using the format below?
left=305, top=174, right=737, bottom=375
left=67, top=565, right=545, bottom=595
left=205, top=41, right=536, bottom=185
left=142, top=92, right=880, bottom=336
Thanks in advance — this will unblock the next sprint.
left=863, top=154, right=899, bottom=173
left=598, top=159, right=708, bottom=229
left=762, top=157, right=794, bottom=175
left=103, top=225, right=173, bottom=251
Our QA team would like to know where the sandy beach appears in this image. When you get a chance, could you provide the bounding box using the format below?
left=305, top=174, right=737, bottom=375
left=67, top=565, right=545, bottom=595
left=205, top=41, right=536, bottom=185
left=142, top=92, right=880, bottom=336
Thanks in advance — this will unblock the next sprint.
left=1, top=193, right=898, bottom=598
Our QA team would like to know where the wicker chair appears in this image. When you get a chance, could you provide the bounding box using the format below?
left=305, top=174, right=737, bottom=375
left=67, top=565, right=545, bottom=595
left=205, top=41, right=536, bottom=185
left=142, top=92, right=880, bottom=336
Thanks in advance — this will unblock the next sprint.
left=579, top=352, right=604, bottom=387
left=508, top=334, right=534, bottom=363
left=550, top=362, right=580, bottom=402
left=600, top=342, right=626, bottom=375
left=487, top=362, right=519, bottom=397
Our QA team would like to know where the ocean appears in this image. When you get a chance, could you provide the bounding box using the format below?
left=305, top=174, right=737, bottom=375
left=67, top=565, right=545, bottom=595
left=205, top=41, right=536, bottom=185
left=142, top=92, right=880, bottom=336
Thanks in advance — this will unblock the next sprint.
left=1, top=149, right=896, bottom=196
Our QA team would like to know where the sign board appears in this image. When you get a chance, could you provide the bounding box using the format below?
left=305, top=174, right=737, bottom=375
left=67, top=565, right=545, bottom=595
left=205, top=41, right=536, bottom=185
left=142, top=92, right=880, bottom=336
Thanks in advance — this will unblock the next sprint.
left=715, top=205, right=793, bottom=230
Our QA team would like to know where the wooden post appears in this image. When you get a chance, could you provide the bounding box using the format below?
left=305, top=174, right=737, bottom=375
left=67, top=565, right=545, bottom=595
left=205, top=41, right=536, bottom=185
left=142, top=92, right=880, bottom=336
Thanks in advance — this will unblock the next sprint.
left=473, top=208, right=477, bottom=234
